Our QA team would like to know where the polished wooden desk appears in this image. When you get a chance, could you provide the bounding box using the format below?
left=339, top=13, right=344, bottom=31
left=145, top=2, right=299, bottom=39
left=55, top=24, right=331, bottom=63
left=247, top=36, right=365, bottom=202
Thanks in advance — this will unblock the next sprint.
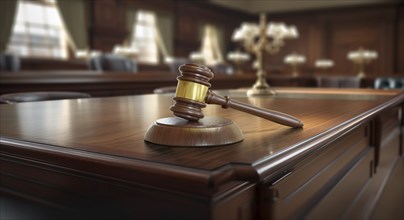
left=0, top=88, right=403, bottom=219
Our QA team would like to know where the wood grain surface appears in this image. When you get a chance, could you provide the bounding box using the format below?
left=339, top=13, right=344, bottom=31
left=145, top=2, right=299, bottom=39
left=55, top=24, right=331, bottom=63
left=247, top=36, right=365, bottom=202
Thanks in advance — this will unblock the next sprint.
left=1, top=88, right=401, bottom=178
left=1, top=88, right=403, bottom=219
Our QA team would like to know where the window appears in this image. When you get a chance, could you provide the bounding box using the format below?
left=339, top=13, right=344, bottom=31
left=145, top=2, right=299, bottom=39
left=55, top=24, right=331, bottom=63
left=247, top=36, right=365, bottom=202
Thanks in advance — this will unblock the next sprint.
left=7, top=0, right=68, bottom=59
left=200, top=24, right=224, bottom=66
left=130, top=11, right=159, bottom=64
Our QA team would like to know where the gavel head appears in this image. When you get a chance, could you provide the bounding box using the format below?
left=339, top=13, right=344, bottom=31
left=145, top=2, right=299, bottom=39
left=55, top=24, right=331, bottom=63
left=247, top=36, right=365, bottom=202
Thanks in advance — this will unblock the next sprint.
left=170, top=63, right=214, bottom=121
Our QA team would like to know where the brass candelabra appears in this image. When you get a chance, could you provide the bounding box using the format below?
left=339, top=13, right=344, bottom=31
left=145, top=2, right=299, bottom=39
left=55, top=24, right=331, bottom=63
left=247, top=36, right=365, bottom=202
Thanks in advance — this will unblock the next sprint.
left=232, top=13, right=298, bottom=96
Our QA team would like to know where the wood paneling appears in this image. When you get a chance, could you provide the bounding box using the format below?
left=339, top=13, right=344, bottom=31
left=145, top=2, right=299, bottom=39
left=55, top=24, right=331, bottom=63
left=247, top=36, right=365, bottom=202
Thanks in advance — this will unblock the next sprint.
left=398, top=5, right=404, bottom=74
left=265, top=17, right=321, bottom=75
left=90, top=0, right=126, bottom=51
left=20, top=58, right=87, bottom=71
left=325, top=7, right=395, bottom=76
left=266, top=3, right=401, bottom=76
left=173, top=1, right=253, bottom=58
left=329, top=23, right=391, bottom=75
left=15, top=1, right=401, bottom=77
left=88, top=0, right=253, bottom=57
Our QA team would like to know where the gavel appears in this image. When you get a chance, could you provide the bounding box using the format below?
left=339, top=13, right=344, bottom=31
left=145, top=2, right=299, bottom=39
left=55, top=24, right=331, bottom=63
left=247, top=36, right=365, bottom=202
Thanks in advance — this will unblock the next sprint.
left=170, top=63, right=303, bottom=128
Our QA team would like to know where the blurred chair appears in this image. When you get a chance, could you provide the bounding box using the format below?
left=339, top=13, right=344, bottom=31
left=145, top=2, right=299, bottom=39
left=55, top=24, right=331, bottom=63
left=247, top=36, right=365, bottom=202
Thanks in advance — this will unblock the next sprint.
left=0, top=91, right=91, bottom=104
left=317, top=76, right=361, bottom=88
left=88, top=54, right=137, bottom=72
left=316, top=77, right=340, bottom=88
left=374, top=77, right=403, bottom=89
left=210, top=62, right=234, bottom=75
left=339, top=77, right=361, bottom=88
left=0, top=53, right=21, bottom=72
left=395, top=78, right=404, bottom=89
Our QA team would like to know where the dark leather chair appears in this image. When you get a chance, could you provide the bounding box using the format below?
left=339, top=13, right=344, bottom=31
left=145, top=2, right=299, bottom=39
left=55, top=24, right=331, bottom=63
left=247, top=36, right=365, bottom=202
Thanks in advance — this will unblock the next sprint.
left=374, top=77, right=396, bottom=89
left=0, top=91, right=91, bottom=104
left=393, top=78, right=404, bottom=89
left=374, top=77, right=404, bottom=89
left=88, top=54, right=137, bottom=72
left=0, top=53, right=20, bottom=72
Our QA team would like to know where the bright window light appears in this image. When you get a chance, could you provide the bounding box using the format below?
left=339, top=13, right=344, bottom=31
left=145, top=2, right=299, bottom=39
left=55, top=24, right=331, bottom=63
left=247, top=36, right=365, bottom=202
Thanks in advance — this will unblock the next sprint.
left=7, top=0, right=68, bottom=59
left=130, top=10, right=158, bottom=64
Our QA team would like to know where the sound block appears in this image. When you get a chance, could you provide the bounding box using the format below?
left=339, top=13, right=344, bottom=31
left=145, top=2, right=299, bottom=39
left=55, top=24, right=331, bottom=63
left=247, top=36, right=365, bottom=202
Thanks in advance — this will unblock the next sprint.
left=144, top=116, right=244, bottom=147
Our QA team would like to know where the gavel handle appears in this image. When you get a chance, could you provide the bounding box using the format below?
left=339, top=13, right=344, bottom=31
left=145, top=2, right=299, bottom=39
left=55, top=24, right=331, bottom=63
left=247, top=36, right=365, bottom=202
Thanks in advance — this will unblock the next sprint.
left=205, top=90, right=303, bottom=128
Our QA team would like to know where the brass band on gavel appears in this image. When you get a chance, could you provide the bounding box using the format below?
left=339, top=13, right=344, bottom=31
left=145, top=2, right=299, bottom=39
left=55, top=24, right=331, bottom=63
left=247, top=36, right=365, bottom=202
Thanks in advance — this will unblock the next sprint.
left=175, top=80, right=209, bottom=103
